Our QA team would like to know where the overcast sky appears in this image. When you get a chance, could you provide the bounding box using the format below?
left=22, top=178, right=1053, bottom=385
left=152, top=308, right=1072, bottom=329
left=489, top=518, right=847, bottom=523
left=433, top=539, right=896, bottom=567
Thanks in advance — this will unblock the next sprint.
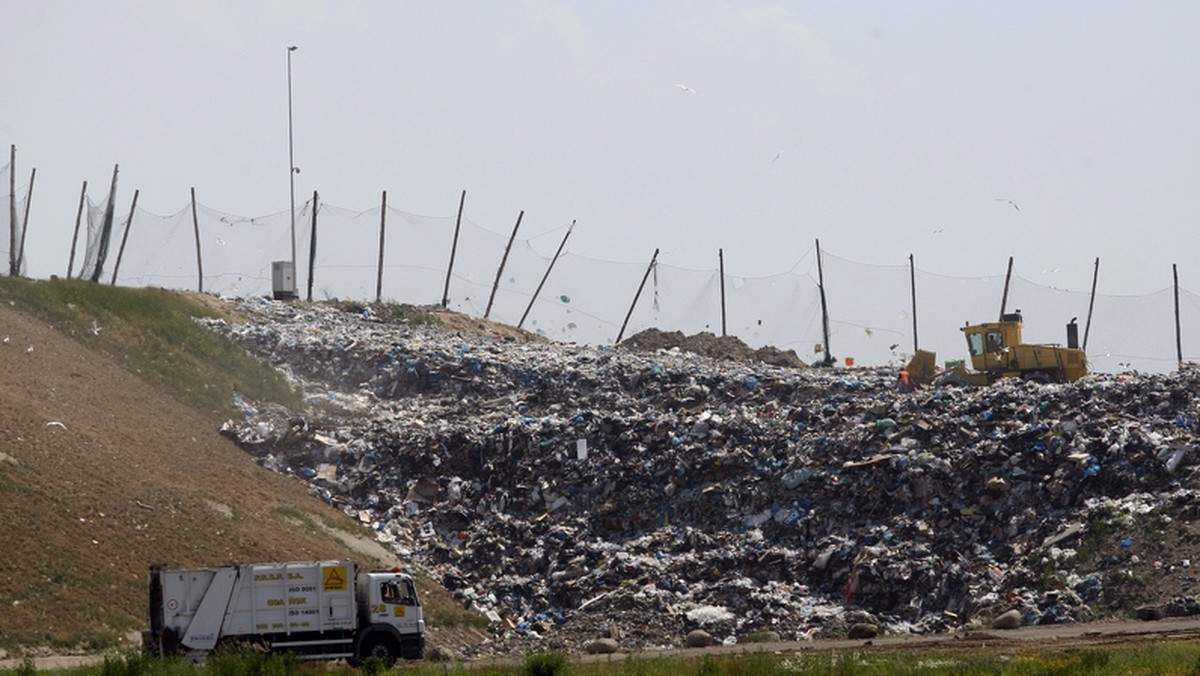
left=3, top=1, right=1198, bottom=296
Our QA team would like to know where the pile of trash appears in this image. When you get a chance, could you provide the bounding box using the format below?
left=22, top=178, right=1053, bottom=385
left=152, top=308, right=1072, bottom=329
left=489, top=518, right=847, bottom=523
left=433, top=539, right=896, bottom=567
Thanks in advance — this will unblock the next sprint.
left=206, top=299, right=1200, bottom=655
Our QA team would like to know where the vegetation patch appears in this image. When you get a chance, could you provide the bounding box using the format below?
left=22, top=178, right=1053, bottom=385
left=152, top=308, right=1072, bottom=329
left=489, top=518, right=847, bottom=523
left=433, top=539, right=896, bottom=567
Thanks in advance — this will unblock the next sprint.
left=0, top=277, right=301, bottom=416
left=12, top=642, right=1189, bottom=676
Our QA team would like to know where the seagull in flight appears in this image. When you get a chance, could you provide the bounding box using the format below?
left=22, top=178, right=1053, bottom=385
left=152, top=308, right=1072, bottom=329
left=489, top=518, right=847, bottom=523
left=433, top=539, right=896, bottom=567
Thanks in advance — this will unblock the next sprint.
left=995, top=198, right=1020, bottom=211
left=675, top=83, right=697, bottom=94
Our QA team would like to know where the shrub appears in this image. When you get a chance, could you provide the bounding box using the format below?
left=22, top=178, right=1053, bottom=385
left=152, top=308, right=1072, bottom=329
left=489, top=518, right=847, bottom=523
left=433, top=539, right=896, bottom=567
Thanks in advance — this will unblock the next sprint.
left=522, top=651, right=567, bottom=676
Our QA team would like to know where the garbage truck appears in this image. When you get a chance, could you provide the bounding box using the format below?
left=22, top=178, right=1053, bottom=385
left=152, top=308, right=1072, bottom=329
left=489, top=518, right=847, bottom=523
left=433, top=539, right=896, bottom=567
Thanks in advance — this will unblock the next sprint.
left=143, top=560, right=424, bottom=664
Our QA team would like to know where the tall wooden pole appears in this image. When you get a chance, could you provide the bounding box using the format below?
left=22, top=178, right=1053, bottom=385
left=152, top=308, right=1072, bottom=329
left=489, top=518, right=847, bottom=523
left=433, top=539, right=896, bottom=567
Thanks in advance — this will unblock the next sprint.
left=1175, top=264, right=1183, bottom=369
left=67, top=180, right=87, bottom=279
left=375, top=190, right=387, bottom=302
left=442, top=189, right=466, bottom=308
left=1083, top=257, right=1099, bottom=352
left=16, top=167, right=35, bottom=276
left=306, top=191, right=318, bottom=302
left=190, top=187, right=203, bottom=293
left=519, top=220, right=573, bottom=329
left=816, top=239, right=832, bottom=366
left=909, top=253, right=919, bottom=353
left=999, top=256, right=1014, bottom=319
left=485, top=211, right=523, bottom=319
left=110, top=189, right=139, bottom=285
left=719, top=249, right=727, bottom=337
left=616, top=248, right=659, bottom=345
left=9, top=145, right=16, bottom=276
left=90, top=164, right=119, bottom=283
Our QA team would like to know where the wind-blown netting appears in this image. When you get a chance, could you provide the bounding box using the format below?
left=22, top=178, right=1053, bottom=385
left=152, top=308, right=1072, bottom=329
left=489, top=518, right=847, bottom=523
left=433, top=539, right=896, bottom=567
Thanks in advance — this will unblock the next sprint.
left=0, top=160, right=31, bottom=277
left=28, top=196, right=1200, bottom=374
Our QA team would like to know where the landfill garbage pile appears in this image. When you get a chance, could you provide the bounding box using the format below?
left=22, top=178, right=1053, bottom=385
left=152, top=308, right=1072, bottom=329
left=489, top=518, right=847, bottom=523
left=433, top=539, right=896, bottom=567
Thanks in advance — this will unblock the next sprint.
left=206, top=299, right=1200, bottom=655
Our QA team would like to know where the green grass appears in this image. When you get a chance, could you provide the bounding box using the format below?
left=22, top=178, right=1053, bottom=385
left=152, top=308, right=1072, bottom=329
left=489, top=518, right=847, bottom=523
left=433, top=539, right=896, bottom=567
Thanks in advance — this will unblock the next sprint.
left=333, top=300, right=439, bottom=326
left=10, top=644, right=1200, bottom=676
left=0, top=277, right=302, bottom=416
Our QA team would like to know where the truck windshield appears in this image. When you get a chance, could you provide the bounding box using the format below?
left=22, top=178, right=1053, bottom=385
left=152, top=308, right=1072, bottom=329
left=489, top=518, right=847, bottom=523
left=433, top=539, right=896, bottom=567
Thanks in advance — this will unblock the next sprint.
left=381, top=579, right=417, bottom=605
left=397, top=580, right=417, bottom=606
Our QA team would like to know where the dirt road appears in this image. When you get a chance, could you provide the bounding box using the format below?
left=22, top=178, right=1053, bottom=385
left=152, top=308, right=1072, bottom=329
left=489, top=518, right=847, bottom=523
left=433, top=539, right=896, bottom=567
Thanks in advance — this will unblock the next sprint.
left=663, top=616, right=1200, bottom=659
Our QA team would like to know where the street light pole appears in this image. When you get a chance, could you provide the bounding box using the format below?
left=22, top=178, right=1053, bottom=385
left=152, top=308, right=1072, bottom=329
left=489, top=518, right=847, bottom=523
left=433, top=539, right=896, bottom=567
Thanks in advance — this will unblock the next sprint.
left=287, top=45, right=298, bottom=273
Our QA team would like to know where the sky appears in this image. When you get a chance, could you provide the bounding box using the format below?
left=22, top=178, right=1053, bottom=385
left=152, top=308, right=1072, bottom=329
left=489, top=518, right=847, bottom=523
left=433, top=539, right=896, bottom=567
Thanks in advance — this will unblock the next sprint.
left=3, top=1, right=1199, bottom=299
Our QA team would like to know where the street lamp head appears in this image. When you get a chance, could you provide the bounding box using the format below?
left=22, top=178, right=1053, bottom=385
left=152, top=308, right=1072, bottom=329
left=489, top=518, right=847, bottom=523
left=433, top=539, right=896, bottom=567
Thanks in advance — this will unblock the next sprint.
left=288, top=45, right=298, bottom=51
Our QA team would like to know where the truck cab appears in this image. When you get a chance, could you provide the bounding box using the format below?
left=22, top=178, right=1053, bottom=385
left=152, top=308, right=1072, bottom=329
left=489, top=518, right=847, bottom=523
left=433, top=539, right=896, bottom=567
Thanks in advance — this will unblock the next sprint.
left=356, top=570, right=424, bottom=662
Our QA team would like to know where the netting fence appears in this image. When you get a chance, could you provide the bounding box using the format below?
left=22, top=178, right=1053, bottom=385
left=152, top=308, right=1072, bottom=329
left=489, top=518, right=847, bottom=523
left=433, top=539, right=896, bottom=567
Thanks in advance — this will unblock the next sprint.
left=2, top=183, right=1197, bottom=375
left=0, top=159, right=32, bottom=278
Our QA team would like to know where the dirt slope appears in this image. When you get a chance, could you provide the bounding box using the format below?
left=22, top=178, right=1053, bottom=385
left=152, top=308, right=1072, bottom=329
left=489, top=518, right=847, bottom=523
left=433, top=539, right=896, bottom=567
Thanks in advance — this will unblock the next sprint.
left=0, top=299, right=382, bottom=653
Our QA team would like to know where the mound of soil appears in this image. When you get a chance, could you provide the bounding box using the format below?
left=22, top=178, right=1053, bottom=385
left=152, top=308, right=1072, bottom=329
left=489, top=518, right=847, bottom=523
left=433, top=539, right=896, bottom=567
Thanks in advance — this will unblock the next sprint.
left=620, top=328, right=805, bottom=368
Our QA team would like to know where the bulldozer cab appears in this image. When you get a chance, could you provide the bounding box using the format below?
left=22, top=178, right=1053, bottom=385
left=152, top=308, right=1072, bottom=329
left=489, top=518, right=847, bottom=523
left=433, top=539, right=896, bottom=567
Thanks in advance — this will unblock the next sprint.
left=963, top=315, right=1023, bottom=372
left=966, top=329, right=1003, bottom=357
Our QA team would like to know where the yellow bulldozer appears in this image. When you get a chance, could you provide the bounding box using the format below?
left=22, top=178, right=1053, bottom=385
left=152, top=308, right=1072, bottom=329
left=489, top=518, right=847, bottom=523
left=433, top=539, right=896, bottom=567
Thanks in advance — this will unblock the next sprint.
left=905, top=311, right=1088, bottom=387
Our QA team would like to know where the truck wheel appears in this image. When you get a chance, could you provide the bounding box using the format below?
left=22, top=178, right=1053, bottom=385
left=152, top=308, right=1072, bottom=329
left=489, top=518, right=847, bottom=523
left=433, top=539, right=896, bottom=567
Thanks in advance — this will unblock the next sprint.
left=1023, top=371, right=1053, bottom=384
left=361, top=637, right=398, bottom=666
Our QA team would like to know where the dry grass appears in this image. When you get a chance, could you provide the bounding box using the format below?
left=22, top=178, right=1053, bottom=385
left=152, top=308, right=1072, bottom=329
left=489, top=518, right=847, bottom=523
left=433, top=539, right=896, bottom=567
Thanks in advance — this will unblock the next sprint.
left=0, top=278, right=481, bottom=654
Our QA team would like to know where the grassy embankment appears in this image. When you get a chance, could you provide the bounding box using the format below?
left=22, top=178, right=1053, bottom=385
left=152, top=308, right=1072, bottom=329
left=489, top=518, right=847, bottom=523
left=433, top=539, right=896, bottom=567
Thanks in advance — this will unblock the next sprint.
left=0, top=278, right=481, bottom=652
